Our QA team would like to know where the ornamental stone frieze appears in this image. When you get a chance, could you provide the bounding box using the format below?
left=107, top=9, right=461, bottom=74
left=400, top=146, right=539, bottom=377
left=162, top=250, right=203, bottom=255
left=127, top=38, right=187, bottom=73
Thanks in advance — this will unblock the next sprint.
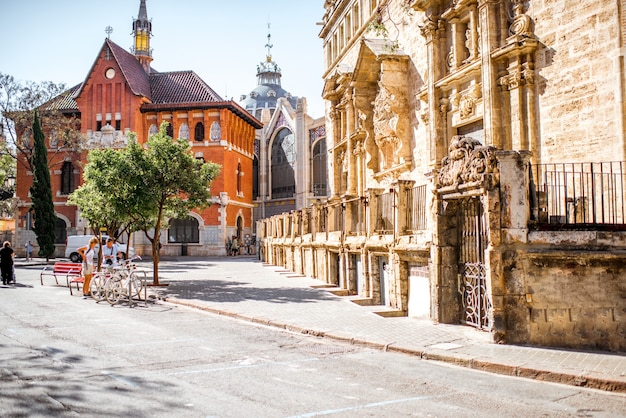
left=86, top=124, right=129, bottom=149
left=437, top=135, right=499, bottom=191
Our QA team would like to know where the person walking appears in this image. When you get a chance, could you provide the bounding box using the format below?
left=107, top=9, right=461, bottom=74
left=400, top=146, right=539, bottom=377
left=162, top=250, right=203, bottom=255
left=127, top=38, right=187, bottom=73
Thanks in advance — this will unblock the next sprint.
left=24, top=241, right=33, bottom=261
left=77, top=237, right=98, bottom=299
left=0, top=241, right=14, bottom=285
left=230, top=237, right=240, bottom=256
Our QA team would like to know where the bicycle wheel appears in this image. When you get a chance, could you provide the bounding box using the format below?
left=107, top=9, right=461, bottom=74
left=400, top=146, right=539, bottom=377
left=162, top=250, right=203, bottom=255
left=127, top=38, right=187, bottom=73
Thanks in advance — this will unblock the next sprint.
left=130, top=273, right=146, bottom=300
left=89, top=272, right=107, bottom=302
left=105, top=277, right=124, bottom=305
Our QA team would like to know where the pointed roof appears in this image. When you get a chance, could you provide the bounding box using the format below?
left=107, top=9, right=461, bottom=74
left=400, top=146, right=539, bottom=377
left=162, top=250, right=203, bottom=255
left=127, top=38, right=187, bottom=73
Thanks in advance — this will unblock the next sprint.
left=75, top=38, right=151, bottom=100
left=40, top=83, right=81, bottom=112
left=47, top=32, right=261, bottom=129
left=150, top=71, right=223, bottom=104
left=107, top=39, right=152, bottom=98
left=137, top=0, right=148, bottom=21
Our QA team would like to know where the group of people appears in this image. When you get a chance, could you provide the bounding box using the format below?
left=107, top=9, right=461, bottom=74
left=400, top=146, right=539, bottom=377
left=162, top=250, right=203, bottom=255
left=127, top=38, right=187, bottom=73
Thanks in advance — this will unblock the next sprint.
left=1, top=237, right=121, bottom=293
left=226, top=235, right=257, bottom=257
left=78, top=237, right=121, bottom=299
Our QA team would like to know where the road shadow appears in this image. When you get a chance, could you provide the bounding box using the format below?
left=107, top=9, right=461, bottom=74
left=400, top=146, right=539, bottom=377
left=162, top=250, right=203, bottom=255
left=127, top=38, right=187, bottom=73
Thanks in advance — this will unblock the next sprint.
left=159, top=278, right=338, bottom=305
left=0, top=344, right=187, bottom=416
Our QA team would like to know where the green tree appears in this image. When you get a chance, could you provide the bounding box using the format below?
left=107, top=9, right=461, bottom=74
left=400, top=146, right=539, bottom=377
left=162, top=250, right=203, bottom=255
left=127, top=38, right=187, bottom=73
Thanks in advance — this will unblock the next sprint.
left=67, top=148, right=132, bottom=239
left=125, top=123, right=220, bottom=284
left=70, top=122, right=220, bottom=284
left=0, top=73, right=82, bottom=172
left=0, top=152, right=17, bottom=216
left=29, top=111, right=56, bottom=260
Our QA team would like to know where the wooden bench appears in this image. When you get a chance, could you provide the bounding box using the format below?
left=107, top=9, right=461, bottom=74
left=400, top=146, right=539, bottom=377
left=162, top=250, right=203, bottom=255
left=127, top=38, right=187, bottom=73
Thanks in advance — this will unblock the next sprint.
left=40, top=262, right=83, bottom=287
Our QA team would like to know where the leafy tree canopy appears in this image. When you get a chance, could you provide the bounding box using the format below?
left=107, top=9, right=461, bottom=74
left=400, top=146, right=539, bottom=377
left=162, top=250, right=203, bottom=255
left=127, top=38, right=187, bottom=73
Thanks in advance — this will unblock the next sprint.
left=0, top=72, right=83, bottom=172
left=70, top=122, right=221, bottom=284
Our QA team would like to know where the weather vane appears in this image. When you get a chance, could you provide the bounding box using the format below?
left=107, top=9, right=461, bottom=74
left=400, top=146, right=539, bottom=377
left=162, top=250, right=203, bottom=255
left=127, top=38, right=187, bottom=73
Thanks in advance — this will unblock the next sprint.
left=105, top=26, right=113, bottom=39
left=265, top=22, right=273, bottom=61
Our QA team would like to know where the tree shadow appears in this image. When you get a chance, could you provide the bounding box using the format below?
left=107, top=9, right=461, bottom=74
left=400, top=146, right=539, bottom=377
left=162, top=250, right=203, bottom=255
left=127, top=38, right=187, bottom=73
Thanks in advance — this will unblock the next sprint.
left=0, top=344, right=191, bottom=416
left=159, top=278, right=338, bottom=305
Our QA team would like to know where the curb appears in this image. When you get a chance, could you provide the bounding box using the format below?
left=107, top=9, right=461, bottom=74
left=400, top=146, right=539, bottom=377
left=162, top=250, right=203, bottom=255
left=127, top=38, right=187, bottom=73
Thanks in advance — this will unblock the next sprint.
left=163, top=297, right=626, bottom=394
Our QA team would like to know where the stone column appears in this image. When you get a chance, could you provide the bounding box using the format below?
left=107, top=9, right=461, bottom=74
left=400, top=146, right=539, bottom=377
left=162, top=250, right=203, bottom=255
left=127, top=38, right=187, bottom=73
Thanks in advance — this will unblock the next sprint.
left=345, top=91, right=357, bottom=196
left=478, top=0, right=504, bottom=149
left=421, top=18, right=447, bottom=166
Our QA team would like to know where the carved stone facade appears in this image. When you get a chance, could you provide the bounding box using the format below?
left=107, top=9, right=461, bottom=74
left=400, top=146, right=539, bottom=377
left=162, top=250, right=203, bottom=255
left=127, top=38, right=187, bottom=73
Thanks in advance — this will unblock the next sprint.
left=259, top=0, right=626, bottom=352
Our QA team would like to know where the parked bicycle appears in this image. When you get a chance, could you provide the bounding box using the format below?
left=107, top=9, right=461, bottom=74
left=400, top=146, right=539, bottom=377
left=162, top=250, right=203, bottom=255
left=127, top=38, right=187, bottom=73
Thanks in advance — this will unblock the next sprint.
left=88, top=255, right=147, bottom=306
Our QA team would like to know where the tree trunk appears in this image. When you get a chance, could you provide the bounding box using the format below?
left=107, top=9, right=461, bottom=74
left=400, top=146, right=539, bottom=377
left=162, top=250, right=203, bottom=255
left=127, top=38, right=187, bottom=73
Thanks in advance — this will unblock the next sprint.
left=152, top=236, right=160, bottom=285
left=151, top=218, right=161, bottom=285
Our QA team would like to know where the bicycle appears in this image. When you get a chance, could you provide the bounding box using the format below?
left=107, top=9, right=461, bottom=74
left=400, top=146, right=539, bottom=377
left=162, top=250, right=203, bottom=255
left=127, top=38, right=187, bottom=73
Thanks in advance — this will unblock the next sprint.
left=89, top=270, right=113, bottom=302
left=104, top=255, right=147, bottom=306
left=89, top=257, right=134, bottom=302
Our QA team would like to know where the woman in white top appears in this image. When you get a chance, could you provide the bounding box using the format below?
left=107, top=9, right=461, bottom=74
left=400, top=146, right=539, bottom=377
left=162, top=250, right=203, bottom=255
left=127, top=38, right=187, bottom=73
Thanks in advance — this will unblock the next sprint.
left=77, top=237, right=98, bottom=299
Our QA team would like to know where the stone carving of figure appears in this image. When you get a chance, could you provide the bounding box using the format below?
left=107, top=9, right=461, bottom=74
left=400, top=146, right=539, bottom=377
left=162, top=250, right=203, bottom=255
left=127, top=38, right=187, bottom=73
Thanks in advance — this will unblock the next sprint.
left=100, top=124, right=115, bottom=147
left=373, top=83, right=401, bottom=169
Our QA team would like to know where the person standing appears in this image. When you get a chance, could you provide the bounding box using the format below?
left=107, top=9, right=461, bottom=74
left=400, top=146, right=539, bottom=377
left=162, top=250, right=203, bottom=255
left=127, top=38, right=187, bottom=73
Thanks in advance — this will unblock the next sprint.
left=103, top=238, right=119, bottom=269
left=0, top=241, right=14, bottom=285
left=24, top=241, right=33, bottom=261
left=77, top=237, right=98, bottom=299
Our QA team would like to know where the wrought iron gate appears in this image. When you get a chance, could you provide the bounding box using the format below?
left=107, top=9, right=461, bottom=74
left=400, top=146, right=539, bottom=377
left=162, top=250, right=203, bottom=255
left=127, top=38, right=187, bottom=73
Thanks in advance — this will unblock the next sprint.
left=458, top=197, right=492, bottom=329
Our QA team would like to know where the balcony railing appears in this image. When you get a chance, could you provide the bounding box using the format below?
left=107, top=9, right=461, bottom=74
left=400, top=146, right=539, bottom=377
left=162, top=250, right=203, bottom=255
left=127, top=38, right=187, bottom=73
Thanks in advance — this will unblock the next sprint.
left=329, top=204, right=344, bottom=232
left=375, top=191, right=394, bottom=233
left=530, top=161, right=626, bottom=229
left=405, top=184, right=428, bottom=231
left=347, top=198, right=365, bottom=234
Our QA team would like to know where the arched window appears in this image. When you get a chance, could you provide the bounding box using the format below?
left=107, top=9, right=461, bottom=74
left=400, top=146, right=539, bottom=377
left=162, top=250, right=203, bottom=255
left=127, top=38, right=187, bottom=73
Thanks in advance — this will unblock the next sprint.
left=148, top=124, right=158, bottom=137
left=168, top=216, right=199, bottom=243
left=194, top=122, right=205, bottom=141
left=312, top=139, right=327, bottom=197
left=165, top=122, right=174, bottom=138
left=210, top=121, right=221, bottom=142
left=61, top=161, right=75, bottom=195
left=236, top=162, right=242, bottom=195
left=271, top=128, right=296, bottom=199
left=179, top=123, right=189, bottom=140
left=55, top=217, right=67, bottom=244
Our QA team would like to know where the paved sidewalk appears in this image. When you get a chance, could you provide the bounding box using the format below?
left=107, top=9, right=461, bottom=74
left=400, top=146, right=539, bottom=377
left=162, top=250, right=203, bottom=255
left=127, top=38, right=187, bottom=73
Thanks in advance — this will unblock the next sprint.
left=147, top=256, right=626, bottom=394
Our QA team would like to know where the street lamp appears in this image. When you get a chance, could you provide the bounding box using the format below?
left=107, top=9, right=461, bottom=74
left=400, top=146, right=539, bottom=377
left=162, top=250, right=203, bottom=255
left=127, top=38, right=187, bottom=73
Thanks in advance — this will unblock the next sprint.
left=0, top=175, right=15, bottom=201
left=4, top=175, right=15, bottom=189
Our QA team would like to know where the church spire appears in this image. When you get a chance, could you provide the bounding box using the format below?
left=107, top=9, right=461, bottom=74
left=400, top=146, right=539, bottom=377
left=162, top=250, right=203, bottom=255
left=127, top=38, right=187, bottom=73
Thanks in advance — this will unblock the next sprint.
left=132, top=0, right=152, bottom=72
left=256, top=23, right=282, bottom=87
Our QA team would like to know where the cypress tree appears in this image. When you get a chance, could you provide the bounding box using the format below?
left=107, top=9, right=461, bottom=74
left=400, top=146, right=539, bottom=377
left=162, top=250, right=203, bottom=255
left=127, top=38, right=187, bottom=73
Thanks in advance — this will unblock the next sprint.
left=30, top=111, right=56, bottom=260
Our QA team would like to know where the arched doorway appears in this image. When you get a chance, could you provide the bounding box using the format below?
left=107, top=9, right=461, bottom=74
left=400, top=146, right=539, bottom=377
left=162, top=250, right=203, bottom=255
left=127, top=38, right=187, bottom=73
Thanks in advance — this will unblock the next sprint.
left=236, top=216, right=243, bottom=241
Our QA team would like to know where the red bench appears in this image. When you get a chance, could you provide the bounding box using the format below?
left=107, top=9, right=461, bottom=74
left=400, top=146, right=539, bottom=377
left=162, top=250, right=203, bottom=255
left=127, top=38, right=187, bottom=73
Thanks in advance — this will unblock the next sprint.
left=40, top=262, right=83, bottom=287
left=68, top=275, right=86, bottom=296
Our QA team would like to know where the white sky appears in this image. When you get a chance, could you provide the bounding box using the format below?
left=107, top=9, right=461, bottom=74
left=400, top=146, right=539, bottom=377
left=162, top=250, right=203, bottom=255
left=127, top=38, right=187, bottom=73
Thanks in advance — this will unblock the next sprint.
left=0, top=0, right=326, bottom=118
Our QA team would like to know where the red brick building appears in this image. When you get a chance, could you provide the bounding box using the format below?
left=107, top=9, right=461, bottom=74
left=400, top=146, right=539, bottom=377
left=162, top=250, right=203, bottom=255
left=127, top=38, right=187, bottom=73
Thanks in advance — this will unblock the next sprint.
left=15, top=0, right=261, bottom=257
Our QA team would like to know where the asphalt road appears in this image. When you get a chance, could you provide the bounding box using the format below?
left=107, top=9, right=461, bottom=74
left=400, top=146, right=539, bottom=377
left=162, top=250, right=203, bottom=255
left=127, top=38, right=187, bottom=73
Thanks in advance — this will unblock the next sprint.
left=1, top=263, right=625, bottom=417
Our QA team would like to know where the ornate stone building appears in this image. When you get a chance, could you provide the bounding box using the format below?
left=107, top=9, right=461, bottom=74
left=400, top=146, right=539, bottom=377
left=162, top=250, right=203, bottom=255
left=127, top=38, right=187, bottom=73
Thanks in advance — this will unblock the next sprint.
left=260, top=0, right=626, bottom=352
left=240, top=29, right=327, bottom=227
left=14, top=0, right=261, bottom=257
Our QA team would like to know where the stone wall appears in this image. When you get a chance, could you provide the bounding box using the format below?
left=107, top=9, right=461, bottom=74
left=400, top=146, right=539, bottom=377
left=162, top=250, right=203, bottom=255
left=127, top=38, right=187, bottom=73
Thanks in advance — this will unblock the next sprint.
left=503, top=239, right=626, bottom=352
left=532, top=0, right=624, bottom=163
